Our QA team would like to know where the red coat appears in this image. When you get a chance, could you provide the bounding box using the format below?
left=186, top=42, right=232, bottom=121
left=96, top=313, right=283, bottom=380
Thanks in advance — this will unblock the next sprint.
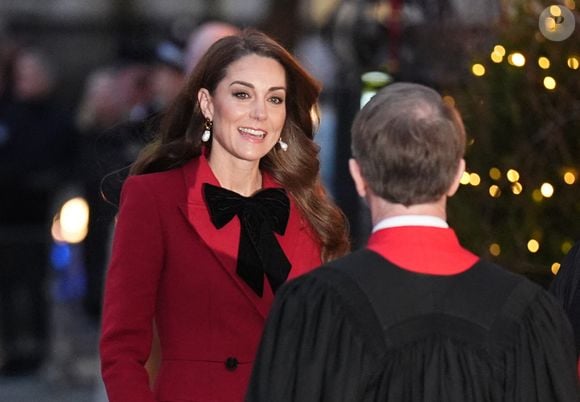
left=100, top=156, right=322, bottom=402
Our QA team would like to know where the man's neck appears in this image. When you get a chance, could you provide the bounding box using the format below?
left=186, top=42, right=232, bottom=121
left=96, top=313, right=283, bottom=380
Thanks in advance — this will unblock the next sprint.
left=368, top=194, right=447, bottom=228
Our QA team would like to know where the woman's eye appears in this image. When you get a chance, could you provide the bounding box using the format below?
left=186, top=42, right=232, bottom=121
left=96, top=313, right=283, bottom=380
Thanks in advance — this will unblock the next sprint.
left=269, top=96, right=284, bottom=105
left=233, top=92, right=249, bottom=99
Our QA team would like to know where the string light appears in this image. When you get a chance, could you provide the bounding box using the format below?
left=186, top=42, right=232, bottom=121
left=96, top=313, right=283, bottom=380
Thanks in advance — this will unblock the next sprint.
left=489, top=185, right=501, bottom=197
left=491, top=51, right=503, bottom=63
left=508, top=52, right=526, bottom=67
left=494, top=45, right=506, bottom=56
left=506, top=169, right=520, bottom=182
left=543, top=76, right=557, bottom=90
left=489, top=167, right=501, bottom=180
left=469, top=173, right=481, bottom=186
left=472, top=63, right=486, bottom=76
left=527, top=239, right=540, bottom=253
left=563, top=171, right=576, bottom=184
left=567, top=56, right=580, bottom=69
left=442, top=95, right=456, bottom=107
left=540, top=182, right=554, bottom=197
left=460, top=172, right=471, bottom=185
left=562, top=241, right=574, bottom=254
left=511, top=182, right=523, bottom=195
left=489, top=243, right=501, bottom=256
left=538, top=56, right=551, bottom=69
left=551, top=262, right=561, bottom=275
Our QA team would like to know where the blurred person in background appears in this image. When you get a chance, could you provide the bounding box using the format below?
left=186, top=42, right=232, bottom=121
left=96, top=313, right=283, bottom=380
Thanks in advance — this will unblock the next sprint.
left=99, top=29, right=349, bottom=402
left=0, top=46, right=77, bottom=376
left=184, top=19, right=241, bottom=75
left=75, top=66, right=127, bottom=320
left=150, top=37, right=187, bottom=113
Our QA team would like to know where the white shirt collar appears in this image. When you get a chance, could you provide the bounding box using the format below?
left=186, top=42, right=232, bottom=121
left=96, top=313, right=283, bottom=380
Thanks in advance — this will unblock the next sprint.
left=372, top=215, right=449, bottom=233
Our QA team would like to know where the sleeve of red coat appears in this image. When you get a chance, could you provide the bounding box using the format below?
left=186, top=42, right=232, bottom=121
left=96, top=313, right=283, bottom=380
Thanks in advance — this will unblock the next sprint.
left=100, top=175, right=164, bottom=402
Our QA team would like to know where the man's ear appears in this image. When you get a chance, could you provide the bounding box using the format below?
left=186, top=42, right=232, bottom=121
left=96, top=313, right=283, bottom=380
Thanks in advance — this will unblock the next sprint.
left=197, top=88, right=213, bottom=120
left=447, top=158, right=465, bottom=197
left=349, top=158, right=367, bottom=198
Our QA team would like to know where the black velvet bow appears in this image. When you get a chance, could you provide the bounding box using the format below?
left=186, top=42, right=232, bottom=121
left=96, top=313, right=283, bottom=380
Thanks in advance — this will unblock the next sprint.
left=203, top=183, right=292, bottom=297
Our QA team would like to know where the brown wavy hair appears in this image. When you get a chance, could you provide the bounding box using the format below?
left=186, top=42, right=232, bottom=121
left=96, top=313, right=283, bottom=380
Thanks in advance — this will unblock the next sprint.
left=130, top=28, right=349, bottom=262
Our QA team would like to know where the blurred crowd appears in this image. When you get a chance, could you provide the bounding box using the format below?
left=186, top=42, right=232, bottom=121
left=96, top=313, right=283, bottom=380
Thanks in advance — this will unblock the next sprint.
left=0, top=19, right=243, bottom=379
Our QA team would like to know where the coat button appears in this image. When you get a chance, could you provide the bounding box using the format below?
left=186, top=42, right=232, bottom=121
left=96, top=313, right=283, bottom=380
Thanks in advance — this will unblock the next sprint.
left=225, top=357, right=238, bottom=371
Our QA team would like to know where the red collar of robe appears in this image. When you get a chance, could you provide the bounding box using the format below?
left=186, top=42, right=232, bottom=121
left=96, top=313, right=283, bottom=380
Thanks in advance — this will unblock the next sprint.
left=366, top=226, right=479, bottom=275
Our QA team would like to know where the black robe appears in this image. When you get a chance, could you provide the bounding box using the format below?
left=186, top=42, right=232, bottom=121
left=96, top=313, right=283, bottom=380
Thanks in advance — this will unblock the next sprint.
left=247, top=250, right=579, bottom=401
left=550, top=241, right=580, bottom=357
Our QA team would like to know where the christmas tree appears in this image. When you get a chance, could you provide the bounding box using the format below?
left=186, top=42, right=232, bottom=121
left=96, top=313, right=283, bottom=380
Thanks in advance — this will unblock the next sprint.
left=448, top=0, right=580, bottom=286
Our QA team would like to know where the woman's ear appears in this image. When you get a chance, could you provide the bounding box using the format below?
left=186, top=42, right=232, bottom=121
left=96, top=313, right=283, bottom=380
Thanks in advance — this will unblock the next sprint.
left=349, top=158, right=367, bottom=198
left=447, top=158, right=465, bottom=197
left=197, top=88, right=213, bottom=120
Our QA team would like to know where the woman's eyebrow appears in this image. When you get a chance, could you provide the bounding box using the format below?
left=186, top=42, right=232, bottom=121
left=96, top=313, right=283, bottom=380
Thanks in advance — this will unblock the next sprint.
left=229, top=80, right=286, bottom=92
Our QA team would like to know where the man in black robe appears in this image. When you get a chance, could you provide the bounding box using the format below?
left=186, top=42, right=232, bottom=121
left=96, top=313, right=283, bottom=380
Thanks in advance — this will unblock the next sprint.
left=246, top=82, right=579, bottom=401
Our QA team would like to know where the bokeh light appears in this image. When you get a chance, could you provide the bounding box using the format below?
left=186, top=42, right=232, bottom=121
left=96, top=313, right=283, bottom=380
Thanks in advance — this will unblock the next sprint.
left=543, top=76, right=557, bottom=90
left=527, top=239, right=540, bottom=253
left=540, top=182, right=554, bottom=197
left=489, top=243, right=501, bottom=256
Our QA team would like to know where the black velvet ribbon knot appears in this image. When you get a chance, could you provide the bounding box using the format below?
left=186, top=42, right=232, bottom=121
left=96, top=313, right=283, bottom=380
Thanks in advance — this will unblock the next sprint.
left=202, top=183, right=292, bottom=297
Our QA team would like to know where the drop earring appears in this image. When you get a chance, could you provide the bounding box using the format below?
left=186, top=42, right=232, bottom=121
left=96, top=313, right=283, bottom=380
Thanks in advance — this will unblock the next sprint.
left=202, top=118, right=212, bottom=142
left=278, top=138, right=288, bottom=152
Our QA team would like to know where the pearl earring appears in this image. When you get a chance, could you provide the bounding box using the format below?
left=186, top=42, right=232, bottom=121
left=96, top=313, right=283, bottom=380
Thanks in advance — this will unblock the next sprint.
left=278, top=138, right=288, bottom=152
left=202, top=118, right=212, bottom=142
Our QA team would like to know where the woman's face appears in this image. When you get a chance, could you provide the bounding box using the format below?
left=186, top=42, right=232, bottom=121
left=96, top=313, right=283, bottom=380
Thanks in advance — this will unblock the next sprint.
left=199, top=54, right=287, bottom=165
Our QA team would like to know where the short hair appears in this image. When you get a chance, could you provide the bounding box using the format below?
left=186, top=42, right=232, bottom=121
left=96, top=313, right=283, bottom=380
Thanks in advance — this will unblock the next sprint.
left=351, top=82, right=466, bottom=206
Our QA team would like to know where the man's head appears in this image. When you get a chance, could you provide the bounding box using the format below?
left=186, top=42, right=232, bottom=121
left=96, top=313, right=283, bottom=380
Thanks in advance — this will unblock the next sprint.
left=350, top=82, right=466, bottom=207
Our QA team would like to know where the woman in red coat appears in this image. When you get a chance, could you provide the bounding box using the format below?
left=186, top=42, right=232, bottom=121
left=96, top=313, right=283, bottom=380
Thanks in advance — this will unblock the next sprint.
left=99, top=29, right=350, bottom=402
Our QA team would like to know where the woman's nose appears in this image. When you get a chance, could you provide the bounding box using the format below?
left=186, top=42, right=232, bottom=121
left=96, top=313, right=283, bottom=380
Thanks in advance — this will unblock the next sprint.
left=249, top=100, right=267, bottom=120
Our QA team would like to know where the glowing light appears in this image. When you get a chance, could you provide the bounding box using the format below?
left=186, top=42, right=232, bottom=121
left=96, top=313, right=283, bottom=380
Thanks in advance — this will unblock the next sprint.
left=532, top=189, right=543, bottom=202
left=506, top=169, right=520, bottom=182
left=562, top=241, right=574, bottom=254
left=472, top=63, right=486, bottom=76
left=567, top=56, right=580, bottom=69
left=489, top=243, right=501, bottom=256
left=494, top=45, right=506, bottom=56
left=442, top=95, right=455, bottom=107
left=361, top=71, right=392, bottom=87
left=508, top=52, right=526, bottom=67
left=563, top=171, right=576, bottom=184
left=551, top=262, right=561, bottom=275
left=489, top=167, right=501, bottom=180
left=360, top=71, right=392, bottom=108
left=538, top=56, right=551, bottom=69
left=491, top=51, right=503, bottom=63
left=460, top=172, right=471, bottom=185
left=527, top=239, right=540, bottom=253
left=540, top=182, right=554, bottom=197
left=564, top=0, right=576, bottom=11
left=545, top=17, right=557, bottom=32
left=58, top=197, right=89, bottom=244
left=543, top=76, right=557, bottom=90
left=489, top=185, right=501, bottom=198
left=469, top=173, right=481, bottom=186
left=511, top=182, right=523, bottom=195
left=550, top=5, right=563, bottom=17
